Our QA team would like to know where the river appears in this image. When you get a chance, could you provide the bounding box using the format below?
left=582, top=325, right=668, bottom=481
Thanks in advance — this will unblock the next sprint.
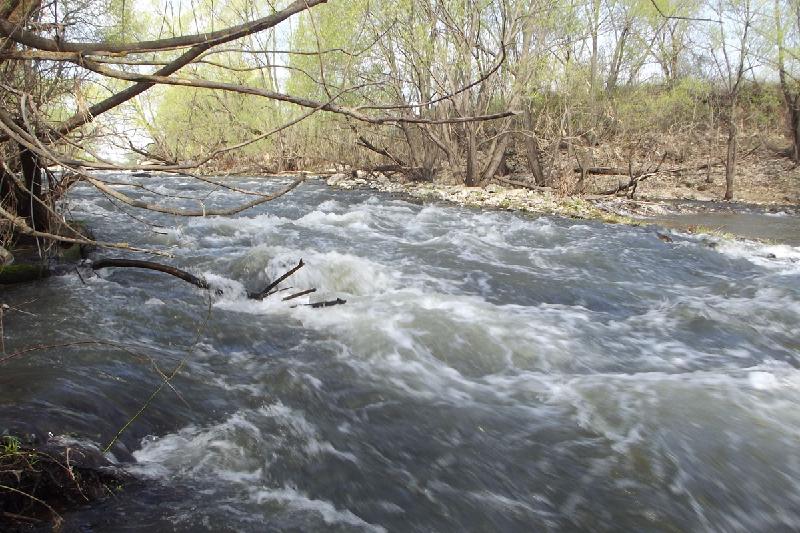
left=2, top=175, right=799, bottom=531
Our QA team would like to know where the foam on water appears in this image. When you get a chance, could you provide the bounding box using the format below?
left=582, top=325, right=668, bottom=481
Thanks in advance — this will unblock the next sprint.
left=39, top=177, right=800, bottom=530
left=715, top=238, right=800, bottom=273
left=132, top=402, right=353, bottom=477
left=249, top=487, right=387, bottom=532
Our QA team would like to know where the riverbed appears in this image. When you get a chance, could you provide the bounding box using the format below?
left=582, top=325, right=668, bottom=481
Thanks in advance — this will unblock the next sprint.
left=2, top=175, right=799, bottom=531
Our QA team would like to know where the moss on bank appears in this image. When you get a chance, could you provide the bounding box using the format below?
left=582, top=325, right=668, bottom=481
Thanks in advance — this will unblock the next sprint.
left=1, top=221, right=91, bottom=285
left=0, top=263, right=50, bottom=284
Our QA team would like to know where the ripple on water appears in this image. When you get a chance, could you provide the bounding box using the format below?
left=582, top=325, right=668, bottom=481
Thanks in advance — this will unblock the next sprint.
left=15, top=177, right=797, bottom=531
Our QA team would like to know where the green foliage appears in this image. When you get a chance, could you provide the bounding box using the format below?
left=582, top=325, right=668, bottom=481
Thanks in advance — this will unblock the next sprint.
left=1, top=436, right=21, bottom=455
left=101, top=0, right=150, bottom=42
left=739, top=83, right=784, bottom=129
left=147, top=67, right=277, bottom=160
left=286, top=0, right=372, bottom=102
left=611, top=79, right=713, bottom=134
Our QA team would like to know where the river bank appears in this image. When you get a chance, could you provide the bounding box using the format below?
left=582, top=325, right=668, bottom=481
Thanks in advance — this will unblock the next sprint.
left=323, top=172, right=800, bottom=244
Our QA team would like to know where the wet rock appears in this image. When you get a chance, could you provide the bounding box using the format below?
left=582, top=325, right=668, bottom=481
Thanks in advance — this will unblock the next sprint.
left=326, top=173, right=348, bottom=186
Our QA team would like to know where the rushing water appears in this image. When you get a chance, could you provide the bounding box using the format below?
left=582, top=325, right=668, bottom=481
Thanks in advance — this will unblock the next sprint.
left=2, top=175, right=800, bottom=531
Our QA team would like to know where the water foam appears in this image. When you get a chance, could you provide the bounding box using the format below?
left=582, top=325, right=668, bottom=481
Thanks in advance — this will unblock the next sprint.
left=249, top=486, right=386, bottom=532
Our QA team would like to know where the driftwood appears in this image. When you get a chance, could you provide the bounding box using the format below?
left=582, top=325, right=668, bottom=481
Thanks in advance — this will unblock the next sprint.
left=491, top=175, right=550, bottom=191
left=300, top=297, right=347, bottom=309
left=573, top=160, right=726, bottom=176
left=594, top=153, right=669, bottom=197
left=250, top=259, right=304, bottom=300
left=92, top=258, right=212, bottom=290
left=0, top=245, right=12, bottom=265
left=599, top=171, right=658, bottom=196
left=573, top=166, right=630, bottom=176
left=282, top=288, right=316, bottom=301
left=91, top=257, right=343, bottom=307
left=576, top=156, right=736, bottom=197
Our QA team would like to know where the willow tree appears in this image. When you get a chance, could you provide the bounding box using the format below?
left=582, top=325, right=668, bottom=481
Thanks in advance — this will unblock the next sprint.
left=286, top=0, right=566, bottom=187
left=705, top=0, right=758, bottom=200
left=0, top=0, right=512, bottom=264
left=774, top=0, right=800, bottom=162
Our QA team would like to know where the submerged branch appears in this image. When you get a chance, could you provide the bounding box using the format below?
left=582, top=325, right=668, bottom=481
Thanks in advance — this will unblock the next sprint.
left=251, top=259, right=305, bottom=300
left=91, top=259, right=211, bottom=290
left=90, top=257, right=334, bottom=306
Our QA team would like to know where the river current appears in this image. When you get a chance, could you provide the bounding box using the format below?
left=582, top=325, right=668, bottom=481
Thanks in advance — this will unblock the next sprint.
left=2, top=175, right=800, bottom=531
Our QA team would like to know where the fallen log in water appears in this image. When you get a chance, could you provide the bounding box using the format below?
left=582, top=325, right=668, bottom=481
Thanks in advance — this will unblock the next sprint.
left=283, top=288, right=316, bottom=301
left=250, top=259, right=304, bottom=300
left=91, top=257, right=342, bottom=307
left=307, top=297, right=347, bottom=308
left=92, top=258, right=212, bottom=290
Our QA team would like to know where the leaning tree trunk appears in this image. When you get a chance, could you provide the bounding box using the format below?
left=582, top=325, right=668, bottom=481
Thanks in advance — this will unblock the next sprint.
left=790, top=102, right=800, bottom=164
left=724, top=106, right=738, bottom=201
left=526, top=139, right=547, bottom=186
left=479, top=134, right=510, bottom=185
left=523, top=110, right=547, bottom=186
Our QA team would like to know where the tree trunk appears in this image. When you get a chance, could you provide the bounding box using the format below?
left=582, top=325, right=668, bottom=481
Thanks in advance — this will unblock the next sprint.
left=589, top=0, right=600, bottom=107
left=724, top=107, right=737, bottom=201
left=0, top=146, right=51, bottom=235
left=523, top=111, right=547, bottom=186
left=606, top=25, right=629, bottom=93
left=18, top=146, right=50, bottom=231
left=526, top=139, right=546, bottom=186
left=464, top=127, right=479, bottom=187
left=791, top=104, right=800, bottom=163
left=479, top=134, right=510, bottom=185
